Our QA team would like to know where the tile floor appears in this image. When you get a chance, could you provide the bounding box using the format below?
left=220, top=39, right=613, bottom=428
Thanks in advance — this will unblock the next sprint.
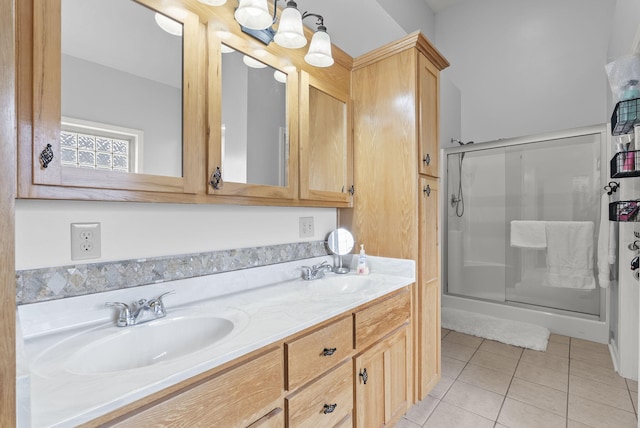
left=397, top=329, right=639, bottom=428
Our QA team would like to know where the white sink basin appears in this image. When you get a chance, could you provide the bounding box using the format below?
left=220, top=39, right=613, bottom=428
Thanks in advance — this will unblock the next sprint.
left=306, top=274, right=373, bottom=298
left=66, top=316, right=234, bottom=374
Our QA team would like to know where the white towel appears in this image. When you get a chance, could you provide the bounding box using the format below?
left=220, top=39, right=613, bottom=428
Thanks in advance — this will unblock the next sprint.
left=597, top=193, right=615, bottom=288
left=510, top=221, right=547, bottom=248
left=543, top=221, right=595, bottom=290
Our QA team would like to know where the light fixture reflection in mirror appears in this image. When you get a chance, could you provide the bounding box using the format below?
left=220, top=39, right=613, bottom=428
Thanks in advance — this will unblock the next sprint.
left=154, top=13, right=183, bottom=36
left=243, top=55, right=268, bottom=69
left=326, top=228, right=355, bottom=274
left=61, top=0, right=183, bottom=178
left=273, top=70, right=287, bottom=84
left=221, top=48, right=287, bottom=187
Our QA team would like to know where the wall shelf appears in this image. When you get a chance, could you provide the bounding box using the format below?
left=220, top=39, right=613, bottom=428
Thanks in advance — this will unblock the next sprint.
left=611, top=150, right=640, bottom=178
left=609, top=200, right=640, bottom=222
left=611, top=98, right=640, bottom=135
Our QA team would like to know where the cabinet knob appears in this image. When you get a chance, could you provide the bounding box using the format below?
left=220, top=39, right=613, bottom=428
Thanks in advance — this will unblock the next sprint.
left=423, top=153, right=431, bottom=166
left=359, top=368, right=368, bottom=385
left=323, top=403, right=337, bottom=414
left=210, top=166, right=223, bottom=190
left=40, top=144, right=54, bottom=168
left=423, top=185, right=431, bottom=197
left=322, top=347, right=337, bottom=356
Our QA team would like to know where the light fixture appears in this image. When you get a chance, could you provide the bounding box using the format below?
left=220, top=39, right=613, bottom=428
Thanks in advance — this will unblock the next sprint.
left=198, top=0, right=227, bottom=5
left=304, top=18, right=334, bottom=68
left=233, top=0, right=334, bottom=68
left=234, top=0, right=273, bottom=30
left=243, top=55, right=268, bottom=68
left=273, top=1, right=306, bottom=49
left=154, top=13, right=183, bottom=36
left=273, top=70, right=287, bottom=83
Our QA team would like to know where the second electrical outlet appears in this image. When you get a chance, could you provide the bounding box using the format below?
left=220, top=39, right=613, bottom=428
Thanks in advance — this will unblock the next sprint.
left=71, top=222, right=101, bottom=260
left=299, top=217, right=314, bottom=238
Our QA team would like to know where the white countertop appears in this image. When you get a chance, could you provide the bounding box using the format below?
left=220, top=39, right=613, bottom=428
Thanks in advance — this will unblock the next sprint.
left=18, top=255, right=415, bottom=427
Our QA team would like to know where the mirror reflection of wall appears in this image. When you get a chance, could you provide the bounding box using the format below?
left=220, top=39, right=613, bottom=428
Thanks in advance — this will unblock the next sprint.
left=61, top=0, right=183, bottom=177
left=221, top=47, right=288, bottom=187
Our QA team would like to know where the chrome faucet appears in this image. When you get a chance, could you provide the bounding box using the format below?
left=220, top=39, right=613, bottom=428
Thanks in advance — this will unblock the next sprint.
left=301, top=261, right=333, bottom=280
left=106, top=291, right=174, bottom=327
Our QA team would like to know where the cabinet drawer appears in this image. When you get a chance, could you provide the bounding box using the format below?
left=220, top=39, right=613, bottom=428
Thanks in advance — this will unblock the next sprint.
left=354, top=289, right=410, bottom=350
left=286, top=315, right=353, bottom=390
left=112, top=347, right=283, bottom=427
left=286, top=360, right=353, bottom=428
left=247, top=408, right=285, bottom=428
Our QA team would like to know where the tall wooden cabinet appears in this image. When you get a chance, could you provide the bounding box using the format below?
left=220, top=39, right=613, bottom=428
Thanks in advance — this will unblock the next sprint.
left=341, top=32, right=449, bottom=402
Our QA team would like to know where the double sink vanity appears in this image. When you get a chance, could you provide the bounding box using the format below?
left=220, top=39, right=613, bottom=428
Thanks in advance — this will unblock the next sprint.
left=18, top=256, right=415, bottom=427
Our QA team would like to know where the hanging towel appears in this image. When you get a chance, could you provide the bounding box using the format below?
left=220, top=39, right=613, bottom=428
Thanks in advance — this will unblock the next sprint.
left=597, top=193, right=616, bottom=288
left=544, top=221, right=596, bottom=290
left=510, top=221, right=547, bottom=248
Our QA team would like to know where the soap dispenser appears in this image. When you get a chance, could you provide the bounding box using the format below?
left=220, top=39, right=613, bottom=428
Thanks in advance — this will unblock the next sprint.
left=357, top=244, right=369, bottom=275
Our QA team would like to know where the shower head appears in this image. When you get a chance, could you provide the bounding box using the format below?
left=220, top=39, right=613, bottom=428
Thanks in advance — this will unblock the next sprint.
left=451, top=138, right=474, bottom=146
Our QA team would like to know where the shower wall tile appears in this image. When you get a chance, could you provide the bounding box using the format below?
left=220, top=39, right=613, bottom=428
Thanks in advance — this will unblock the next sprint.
left=16, top=241, right=329, bottom=305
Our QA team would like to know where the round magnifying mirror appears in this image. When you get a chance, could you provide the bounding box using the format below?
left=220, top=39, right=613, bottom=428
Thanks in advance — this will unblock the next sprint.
left=326, top=228, right=354, bottom=274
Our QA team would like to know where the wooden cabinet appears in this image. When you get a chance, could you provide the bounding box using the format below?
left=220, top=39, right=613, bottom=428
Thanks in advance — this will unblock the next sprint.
left=342, top=32, right=448, bottom=402
left=107, top=347, right=284, bottom=428
left=16, top=0, right=353, bottom=207
left=299, top=71, right=353, bottom=205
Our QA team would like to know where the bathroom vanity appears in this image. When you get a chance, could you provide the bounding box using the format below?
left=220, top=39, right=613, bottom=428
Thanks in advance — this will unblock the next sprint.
left=18, top=256, right=415, bottom=427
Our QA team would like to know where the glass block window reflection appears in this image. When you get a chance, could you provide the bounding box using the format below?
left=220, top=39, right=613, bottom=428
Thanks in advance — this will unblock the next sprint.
left=60, top=119, right=141, bottom=172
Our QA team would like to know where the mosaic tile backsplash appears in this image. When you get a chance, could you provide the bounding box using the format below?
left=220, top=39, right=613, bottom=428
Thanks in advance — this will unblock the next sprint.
left=16, top=241, right=329, bottom=305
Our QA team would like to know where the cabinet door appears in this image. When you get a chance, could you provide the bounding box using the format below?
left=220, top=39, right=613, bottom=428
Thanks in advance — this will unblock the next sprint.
left=206, top=28, right=298, bottom=201
left=418, top=54, right=440, bottom=178
left=354, top=325, right=409, bottom=428
left=19, top=0, right=205, bottom=197
left=418, top=176, right=441, bottom=398
left=299, top=71, right=353, bottom=205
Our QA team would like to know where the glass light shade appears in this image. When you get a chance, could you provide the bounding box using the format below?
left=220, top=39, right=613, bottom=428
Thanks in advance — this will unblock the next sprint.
left=243, top=55, right=268, bottom=69
left=274, top=7, right=306, bottom=49
left=273, top=70, right=287, bottom=83
left=154, top=13, right=183, bottom=36
left=304, top=30, right=334, bottom=67
left=234, top=0, right=272, bottom=30
left=197, top=0, right=227, bottom=5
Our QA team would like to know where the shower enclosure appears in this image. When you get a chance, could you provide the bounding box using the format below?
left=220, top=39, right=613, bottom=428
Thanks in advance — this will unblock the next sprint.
left=442, top=126, right=609, bottom=341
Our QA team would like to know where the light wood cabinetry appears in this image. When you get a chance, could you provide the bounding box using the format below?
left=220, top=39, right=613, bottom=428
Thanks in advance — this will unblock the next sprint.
left=341, top=32, right=448, bottom=402
left=16, top=0, right=353, bottom=207
left=107, top=347, right=284, bottom=428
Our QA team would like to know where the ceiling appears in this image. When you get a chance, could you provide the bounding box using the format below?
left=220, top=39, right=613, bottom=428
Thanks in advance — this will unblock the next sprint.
left=423, top=0, right=463, bottom=13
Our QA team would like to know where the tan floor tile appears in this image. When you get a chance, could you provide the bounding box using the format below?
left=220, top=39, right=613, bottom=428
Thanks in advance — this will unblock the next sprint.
left=514, top=361, right=568, bottom=392
left=571, top=338, right=609, bottom=354
left=570, top=346, right=614, bottom=370
left=429, top=375, right=455, bottom=399
left=549, top=333, right=570, bottom=344
left=632, top=390, right=638, bottom=415
left=443, top=331, right=483, bottom=349
left=570, top=358, right=627, bottom=389
left=424, top=401, right=494, bottom=428
left=478, top=339, right=523, bottom=359
left=441, top=327, right=450, bottom=336
left=626, top=378, right=638, bottom=392
left=441, top=356, right=466, bottom=379
left=442, top=340, right=476, bottom=362
left=545, top=340, right=569, bottom=358
left=567, top=420, right=594, bottom=428
left=469, top=350, right=519, bottom=375
left=495, top=425, right=509, bottom=428
left=497, top=397, right=566, bottom=428
left=404, top=395, right=439, bottom=425
left=521, top=349, right=569, bottom=373
left=568, top=394, right=637, bottom=428
left=394, top=417, right=421, bottom=428
left=569, top=375, right=634, bottom=412
left=458, top=363, right=513, bottom=395
left=507, top=378, right=567, bottom=417
left=442, top=380, right=504, bottom=421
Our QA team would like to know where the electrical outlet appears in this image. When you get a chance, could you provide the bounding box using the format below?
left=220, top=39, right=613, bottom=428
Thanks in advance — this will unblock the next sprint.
left=71, top=223, right=101, bottom=260
left=299, top=217, right=314, bottom=238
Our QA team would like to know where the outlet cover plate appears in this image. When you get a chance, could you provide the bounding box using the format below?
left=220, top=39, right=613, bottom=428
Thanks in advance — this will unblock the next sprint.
left=299, top=217, right=314, bottom=238
left=71, top=222, right=101, bottom=260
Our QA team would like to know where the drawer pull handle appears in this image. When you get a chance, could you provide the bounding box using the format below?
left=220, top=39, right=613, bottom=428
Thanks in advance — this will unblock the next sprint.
left=359, top=368, right=368, bottom=385
left=323, top=403, right=337, bottom=414
left=322, top=347, right=337, bottom=356
left=423, top=153, right=431, bottom=166
left=40, top=144, right=54, bottom=168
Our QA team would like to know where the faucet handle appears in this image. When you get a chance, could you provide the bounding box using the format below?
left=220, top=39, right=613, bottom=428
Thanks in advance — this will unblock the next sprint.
left=105, top=302, right=131, bottom=327
left=149, top=290, right=174, bottom=318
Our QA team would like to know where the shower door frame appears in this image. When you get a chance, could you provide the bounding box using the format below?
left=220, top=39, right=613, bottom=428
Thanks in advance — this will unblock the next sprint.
left=441, top=124, right=609, bottom=323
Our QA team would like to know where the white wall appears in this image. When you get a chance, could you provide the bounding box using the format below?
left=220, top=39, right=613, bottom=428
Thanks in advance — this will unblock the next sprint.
left=434, top=0, right=615, bottom=143
left=15, top=200, right=337, bottom=270
left=375, top=0, right=436, bottom=42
